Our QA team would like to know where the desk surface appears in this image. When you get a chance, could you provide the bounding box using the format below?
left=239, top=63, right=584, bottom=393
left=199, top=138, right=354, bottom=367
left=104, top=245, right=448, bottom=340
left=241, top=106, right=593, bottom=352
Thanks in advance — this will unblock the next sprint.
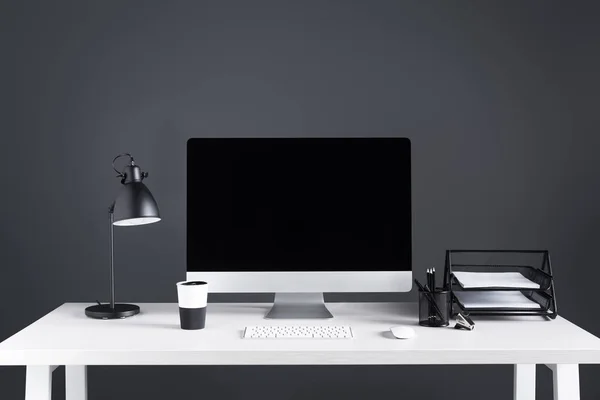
left=1, top=303, right=599, bottom=366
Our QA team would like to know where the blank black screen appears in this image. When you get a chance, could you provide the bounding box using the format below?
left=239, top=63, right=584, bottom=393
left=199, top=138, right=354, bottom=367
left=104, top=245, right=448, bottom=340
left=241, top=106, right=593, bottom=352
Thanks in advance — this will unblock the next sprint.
left=187, top=138, right=411, bottom=272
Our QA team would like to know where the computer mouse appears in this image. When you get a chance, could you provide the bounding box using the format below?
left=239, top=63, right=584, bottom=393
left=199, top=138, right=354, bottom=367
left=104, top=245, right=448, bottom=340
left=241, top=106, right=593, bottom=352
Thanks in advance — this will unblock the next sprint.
left=390, top=326, right=416, bottom=339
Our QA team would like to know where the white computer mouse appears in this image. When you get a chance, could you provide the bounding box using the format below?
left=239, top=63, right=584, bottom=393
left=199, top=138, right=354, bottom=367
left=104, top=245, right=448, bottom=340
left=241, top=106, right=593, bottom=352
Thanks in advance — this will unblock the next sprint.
left=390, top=326, right=416, bottom=339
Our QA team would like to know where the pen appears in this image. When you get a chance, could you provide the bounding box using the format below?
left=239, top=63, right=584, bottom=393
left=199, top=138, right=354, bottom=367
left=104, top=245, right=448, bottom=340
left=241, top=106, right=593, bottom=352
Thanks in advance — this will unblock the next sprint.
left=427, top=269, right=431, bottom=291
left=430, top=268, right=435, bottom=322
left=426, top=269, right=433, bottom=322
left=415, top=279, right=444, bottom=321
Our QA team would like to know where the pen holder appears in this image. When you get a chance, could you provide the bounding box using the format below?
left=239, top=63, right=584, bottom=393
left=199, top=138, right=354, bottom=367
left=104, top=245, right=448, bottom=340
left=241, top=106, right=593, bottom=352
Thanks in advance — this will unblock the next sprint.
left=418, top=289, right=451, bottom=327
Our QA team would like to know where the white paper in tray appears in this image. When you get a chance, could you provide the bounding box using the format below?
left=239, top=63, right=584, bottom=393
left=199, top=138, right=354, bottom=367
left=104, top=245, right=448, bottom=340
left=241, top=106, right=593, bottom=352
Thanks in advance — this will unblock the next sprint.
left=454, top=291, right=542, bottom=309
left=453, top=271, right=540, bottom=289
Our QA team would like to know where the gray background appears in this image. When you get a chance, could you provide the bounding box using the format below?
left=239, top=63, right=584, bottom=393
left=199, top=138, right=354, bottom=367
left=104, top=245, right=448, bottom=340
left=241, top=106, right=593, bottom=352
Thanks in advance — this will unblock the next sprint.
left=1, top=0, right=599, bottom=399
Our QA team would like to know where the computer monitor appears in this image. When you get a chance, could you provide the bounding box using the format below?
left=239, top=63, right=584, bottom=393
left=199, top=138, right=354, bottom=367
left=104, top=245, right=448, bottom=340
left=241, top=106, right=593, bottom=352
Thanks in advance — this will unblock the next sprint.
left=187, top=137, right=412, bottom=318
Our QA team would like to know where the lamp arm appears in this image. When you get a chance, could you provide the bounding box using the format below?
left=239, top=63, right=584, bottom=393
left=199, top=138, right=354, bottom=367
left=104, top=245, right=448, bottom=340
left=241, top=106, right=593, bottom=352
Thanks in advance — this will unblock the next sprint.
left=108, top=207, right=115, bottom=309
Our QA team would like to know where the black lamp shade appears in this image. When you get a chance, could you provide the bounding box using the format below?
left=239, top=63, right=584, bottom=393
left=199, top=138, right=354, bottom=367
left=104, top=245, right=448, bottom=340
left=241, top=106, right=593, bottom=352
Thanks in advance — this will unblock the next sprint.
left=112, top=182, right=161, bottom=226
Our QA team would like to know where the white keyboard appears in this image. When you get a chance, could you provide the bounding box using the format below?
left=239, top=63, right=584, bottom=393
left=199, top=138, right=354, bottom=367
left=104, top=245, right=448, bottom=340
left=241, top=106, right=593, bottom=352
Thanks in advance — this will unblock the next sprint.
left=244, top=325, right=353, bottom=339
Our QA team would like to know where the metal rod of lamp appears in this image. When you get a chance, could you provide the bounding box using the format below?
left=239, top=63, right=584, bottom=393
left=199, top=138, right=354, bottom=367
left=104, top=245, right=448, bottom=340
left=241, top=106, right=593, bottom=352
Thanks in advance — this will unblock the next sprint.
left=109, top=209, right=115, bottom=310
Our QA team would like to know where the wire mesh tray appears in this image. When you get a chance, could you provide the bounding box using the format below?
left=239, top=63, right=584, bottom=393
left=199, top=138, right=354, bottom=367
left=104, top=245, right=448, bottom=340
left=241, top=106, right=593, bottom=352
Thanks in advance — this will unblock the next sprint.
left=444, top=250, right=557, bottom=319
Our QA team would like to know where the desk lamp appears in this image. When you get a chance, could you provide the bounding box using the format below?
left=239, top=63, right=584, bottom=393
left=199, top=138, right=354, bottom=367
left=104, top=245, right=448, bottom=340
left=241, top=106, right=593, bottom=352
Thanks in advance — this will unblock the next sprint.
left=85, top=154, right=161, bottom=319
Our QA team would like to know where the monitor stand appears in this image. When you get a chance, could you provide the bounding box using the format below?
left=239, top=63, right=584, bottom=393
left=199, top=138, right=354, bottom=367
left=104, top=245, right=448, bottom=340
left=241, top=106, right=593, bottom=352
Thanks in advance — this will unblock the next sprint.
left=265, top=293, right=333, bottom=319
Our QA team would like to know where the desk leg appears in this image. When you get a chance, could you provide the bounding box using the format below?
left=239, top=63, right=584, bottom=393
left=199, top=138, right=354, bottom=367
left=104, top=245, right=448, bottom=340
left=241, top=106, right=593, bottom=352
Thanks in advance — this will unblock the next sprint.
left=546, top=364, right=580, bottom=400
left=65, top=366, right=87, bottom=400
left=25, top=366, right=56, bottom=400
left=514, top=364, right=536, bottom=400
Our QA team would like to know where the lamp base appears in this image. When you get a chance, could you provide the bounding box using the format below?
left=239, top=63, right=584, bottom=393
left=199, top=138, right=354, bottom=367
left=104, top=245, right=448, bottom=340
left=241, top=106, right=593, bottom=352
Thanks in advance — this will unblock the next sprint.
left=85, top=303, right=140, bottom=319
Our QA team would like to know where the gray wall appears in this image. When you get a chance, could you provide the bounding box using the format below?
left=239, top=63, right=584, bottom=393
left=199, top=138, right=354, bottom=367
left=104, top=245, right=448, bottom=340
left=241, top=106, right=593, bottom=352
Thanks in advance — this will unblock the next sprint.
left=2, top=1, right=599, bottom=399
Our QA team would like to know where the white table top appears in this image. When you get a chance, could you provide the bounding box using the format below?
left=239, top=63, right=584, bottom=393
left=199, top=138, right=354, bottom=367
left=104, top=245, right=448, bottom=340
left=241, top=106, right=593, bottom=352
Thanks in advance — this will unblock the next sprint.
left=1, top=303, right=599, bottom=366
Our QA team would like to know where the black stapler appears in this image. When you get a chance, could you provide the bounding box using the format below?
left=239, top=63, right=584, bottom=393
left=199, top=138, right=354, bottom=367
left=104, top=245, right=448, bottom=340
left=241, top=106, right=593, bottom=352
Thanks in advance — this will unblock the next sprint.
left=454, top=313, right=475, bottom=331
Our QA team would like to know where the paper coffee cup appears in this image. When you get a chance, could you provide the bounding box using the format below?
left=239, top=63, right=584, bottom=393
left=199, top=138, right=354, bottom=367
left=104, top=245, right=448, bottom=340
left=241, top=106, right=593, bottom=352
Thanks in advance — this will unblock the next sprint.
left=176, top=281, right=208, bottom=330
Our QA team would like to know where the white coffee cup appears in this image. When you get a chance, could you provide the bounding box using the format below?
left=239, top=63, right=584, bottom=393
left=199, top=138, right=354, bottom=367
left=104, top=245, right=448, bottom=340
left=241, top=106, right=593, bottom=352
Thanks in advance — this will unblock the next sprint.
left=176, top=281, right=208, bottom=330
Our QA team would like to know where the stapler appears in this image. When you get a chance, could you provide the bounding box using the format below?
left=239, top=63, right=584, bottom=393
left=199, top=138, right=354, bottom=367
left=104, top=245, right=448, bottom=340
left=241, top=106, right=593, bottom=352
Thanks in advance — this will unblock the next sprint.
left=454, top=313, right=475, bottom=331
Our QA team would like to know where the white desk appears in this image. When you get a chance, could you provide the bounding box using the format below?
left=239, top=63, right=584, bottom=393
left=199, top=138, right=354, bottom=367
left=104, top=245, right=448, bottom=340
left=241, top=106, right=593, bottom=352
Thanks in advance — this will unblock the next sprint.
left=1, top=303, right=599, bottom=400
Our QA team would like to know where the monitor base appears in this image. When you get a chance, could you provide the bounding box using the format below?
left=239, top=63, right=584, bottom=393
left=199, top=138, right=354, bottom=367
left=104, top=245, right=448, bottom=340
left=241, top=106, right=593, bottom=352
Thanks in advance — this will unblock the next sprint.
left=265, top=293, right=333, bottom=319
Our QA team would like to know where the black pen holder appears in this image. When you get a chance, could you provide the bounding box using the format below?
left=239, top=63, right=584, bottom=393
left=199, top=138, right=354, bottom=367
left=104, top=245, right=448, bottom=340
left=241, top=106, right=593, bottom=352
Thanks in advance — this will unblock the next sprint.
left=418, top=289, right=451, bottom=327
